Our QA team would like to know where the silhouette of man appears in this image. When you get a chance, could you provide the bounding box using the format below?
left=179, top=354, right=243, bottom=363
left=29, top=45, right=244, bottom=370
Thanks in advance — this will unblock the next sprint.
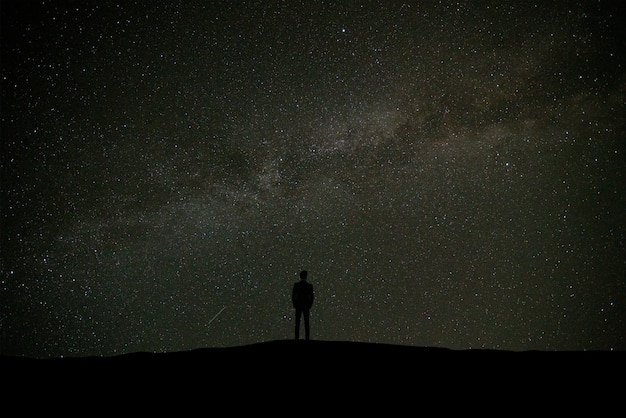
left=292, top=270, right=314, bottom=340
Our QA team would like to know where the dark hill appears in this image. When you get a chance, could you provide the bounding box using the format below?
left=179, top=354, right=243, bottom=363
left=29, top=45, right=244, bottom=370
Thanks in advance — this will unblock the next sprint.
left=1, top=339, right=615, bottom=403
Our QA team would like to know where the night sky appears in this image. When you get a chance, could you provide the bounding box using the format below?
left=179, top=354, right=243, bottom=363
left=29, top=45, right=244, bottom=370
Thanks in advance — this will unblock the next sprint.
left=2, top=1, right=625, bottom=358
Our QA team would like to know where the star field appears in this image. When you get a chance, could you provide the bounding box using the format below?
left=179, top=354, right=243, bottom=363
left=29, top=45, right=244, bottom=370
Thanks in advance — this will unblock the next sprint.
left=1, top=1, right=625, bottom=357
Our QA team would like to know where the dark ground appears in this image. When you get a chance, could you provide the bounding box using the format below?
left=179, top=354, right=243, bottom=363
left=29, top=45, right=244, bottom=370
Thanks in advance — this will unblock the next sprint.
left=2, top=339, right=615, bottom=375
left=1, top=339, right=620, bottom=410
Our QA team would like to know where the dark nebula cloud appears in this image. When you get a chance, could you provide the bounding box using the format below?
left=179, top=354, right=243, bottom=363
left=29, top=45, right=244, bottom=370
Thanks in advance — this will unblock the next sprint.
left=2, top=1, right=625, bottom=357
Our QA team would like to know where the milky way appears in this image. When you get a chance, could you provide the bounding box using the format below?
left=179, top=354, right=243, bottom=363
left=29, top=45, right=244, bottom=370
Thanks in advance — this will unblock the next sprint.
left=2, top=1, right=625, bottom=357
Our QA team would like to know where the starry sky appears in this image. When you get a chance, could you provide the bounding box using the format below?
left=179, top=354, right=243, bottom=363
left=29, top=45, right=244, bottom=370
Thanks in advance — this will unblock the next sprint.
left=1, top=0, right=625, bottom=357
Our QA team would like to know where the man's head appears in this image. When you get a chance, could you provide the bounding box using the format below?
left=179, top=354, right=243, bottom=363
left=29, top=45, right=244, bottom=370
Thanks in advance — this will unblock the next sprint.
left=300, top=270, right=308, bottom=280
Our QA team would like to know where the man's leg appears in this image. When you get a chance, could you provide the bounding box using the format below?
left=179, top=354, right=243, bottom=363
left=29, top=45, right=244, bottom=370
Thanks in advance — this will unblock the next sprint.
left=303, top=309, right=310, bottom=340
left=295, top=308, right=302, bottom=340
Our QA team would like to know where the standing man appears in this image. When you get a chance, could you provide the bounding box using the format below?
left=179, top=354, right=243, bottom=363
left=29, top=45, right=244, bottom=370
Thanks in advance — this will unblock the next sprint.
left=292, top=270, right=314, bottom=340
